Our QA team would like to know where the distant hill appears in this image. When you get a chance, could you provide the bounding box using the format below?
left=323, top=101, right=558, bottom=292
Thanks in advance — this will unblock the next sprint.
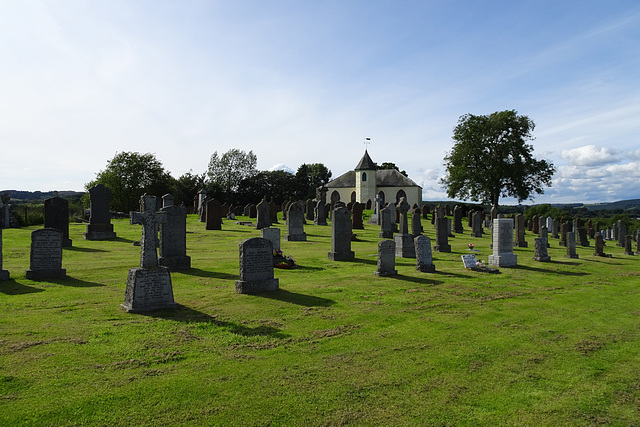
left=1, top=190, right=85, bottom=203
left=582, top=199, right=640, bottom=211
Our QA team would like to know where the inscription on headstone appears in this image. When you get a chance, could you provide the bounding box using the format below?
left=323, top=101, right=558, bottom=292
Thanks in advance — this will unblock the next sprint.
left=25, top=228, right=66, bottom=280
left=375, top=240, right=397, bottom=277
left=235, top=237, right=279, bottom=293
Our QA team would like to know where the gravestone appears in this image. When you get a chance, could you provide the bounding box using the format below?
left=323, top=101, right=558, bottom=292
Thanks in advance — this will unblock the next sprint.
left=0, top=229, right=8, bottom=280
left=248, top=204, right=257, bottom=218
left=559, top=223, right=568, bottom=246
left=532, top=237, right=551, bottom=262
left=550, top=218, right=559, bottom=239
left=422, top=205, right=429, bottom=220
left=306, top=199, right=315, bottom=221
left=205, top=199, right=223, bottom=231
left=387, top=203, right=398, bottom=232
left=235, top=237, right=279, bottom=293
left=261, top=227, right=281, bottom=252
left=328, top=206, right=354, bottom=261
left=123, top=195, right=176, bottom=312
left=415, top=235, right=435, bottom=272
left=433, top=217, right=451, bottom=253
left=593, top=233, right=610, bottom=257
left=624, top=235, right=634, bottom=255
left=612, top=223, right=619, bottom=241
left=269, top=200, right=279, bottom=224
left=616, top=220, right=626, bottom=247
left=378, top=207, right=393, bottom=239
left=285, top=202, right=307, bottom=241
left=243, top=204, right=251, bottom=217
left=25, top=228, right=66, bottom=280
left=84, top=184, right=117, bottom=240
left=197, top=189, right=207, bottom=222
left=44, top=196, right=72, bottom=247
left=255, top=198, right=271, bottom=229
left=577, top=227, right=589, bottom=247
left=564, top=231, right=579, bottom=259
left=488, top=218, right=517, bottom=267
left=532, top=215, right=539, bottom=234
left=461, top=254, right=477, bottom=269
left=471, top=211, right=483, bottom=238
left=394, top=197, right=415, bottom=258
left=411, top=209, right=422, bottom=237
left=368, top=195, right=382, bottom=225
left=375, top=240, right=397, bottom=277
left=159, top=194, right=191, bottom=270
left=314, top=187, right=328, bottom=226
left=352, top=202, right=364, bottom=230
left=514, top=214, right=527, bottom=247
left=539, top=225, right=550, bottom=248
left=453, top=205, right=464, bottom=233
left=637, top=230, right=640, bottom=253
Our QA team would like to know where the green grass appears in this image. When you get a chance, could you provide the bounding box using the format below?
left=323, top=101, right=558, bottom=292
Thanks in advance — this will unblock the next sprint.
left=1, top=213, right=640, bottom=425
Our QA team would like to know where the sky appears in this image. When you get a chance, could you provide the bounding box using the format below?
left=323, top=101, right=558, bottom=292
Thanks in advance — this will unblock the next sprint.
left=1, top=0, right=639, bottom=205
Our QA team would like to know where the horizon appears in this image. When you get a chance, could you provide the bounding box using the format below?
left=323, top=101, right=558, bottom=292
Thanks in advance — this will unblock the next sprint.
left=1, top=1, right=639, bottom=204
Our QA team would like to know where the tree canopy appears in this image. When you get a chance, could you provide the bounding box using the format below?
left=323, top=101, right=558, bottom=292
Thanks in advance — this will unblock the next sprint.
left=206, top=149, right=257, bottom=195
left=86, top=152, right=175, bottom=212
left=376, top=162, right=407, bottom=177
left=441, top=110, right=555, bottom=207
left=295, top=163, right=332, bottom=200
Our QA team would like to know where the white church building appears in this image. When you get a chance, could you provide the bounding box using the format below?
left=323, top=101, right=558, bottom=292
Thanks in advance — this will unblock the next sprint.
left=325, top=150, right=422, bottom=208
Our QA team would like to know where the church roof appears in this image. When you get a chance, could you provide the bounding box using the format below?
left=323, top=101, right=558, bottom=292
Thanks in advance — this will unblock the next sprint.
left=325, top=168, right=421, bottom=189
left=354, top=150, right=377, bottom=171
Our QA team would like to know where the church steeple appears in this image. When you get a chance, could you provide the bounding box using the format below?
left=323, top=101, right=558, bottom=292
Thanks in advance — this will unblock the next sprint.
left=355, top=150, right=377, bottom=171
left=355, top=150, right=377, bottom=205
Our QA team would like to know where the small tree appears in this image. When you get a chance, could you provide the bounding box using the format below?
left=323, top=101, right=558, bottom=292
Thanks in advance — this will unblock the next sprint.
left=86, top=152, right=175, bottom=212
left=206, top=149, right=257, bottom=200
left=441, top=110, right=555, bottom=208
left=377, top=162, right=407, bottom=177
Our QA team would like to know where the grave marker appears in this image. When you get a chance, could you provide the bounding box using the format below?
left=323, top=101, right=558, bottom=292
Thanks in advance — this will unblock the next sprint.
left=235, top=237, right=279, bottom=293
left=25, top=228, right=66, bottom=280
left=44, top=196, right=72, bottom=247
left=375, top=240, right=397, bottom=277
left=328, top=206, right=354, bottom=261
left=261, top=227, right=281, bottom=252
left=159, top=194, right=191, bottom=270
left=488, top=218, right=517, bottom=267
left=285, top=202, right=307, bottom=241
left=84, top=184, right=117, bottom=240
left=415, top=235, right=435, bottom=272
left=0, top=229, right=8, bottom=281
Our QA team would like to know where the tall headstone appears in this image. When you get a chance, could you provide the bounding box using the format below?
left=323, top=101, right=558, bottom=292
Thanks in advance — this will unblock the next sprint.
left=488, top=218, right=517, bottom=267
left=255, top=197, right=271, bottom=229
left=422, top=205, right=429, bottom=220
left=285, top=202, right=307, bottom=241
left=415, top=235, right=436, bottom=272
left=123, top=195, right=176, bottom=312
left=0, top=229, right=8, bottom=281
left=314, top=187, right=328, bottom=226
left=565, top=231, right=579, bottom=259
left=394, top=197, right=415, bottom=258
left=559, top=223, right=568, bottom=246
left=159, top=195, right=191, bottom=270
left=352, top=202, right=364, bottom=230
left=25, top=228, right=66, bottom=280
left=235, top=237, right=279, bottom=293
left=328, top=206, right=354, bottom=261
left=261, top=227, right=280, bottom=252
left=616, top=220, right=626, bottom=247
left=375, top=240, right=397, bottom=277
left=378, top=207, right=394, bottom=239
left=550, top=218, right=559, bottom=239
left=593, top=233, right=610, bottom=257
left=243, top=204, right=251, bottom=217
left=84, top=184, right=117, bottom=240
left=453, top=205, right=463, bottom=233
left=577, top=227, right=589, bottom=247
left=411, top=209, right=422, bottom=237
left=514, top=214, right=527, bottom=247
left=433, top=217, right=451, bottom=253
left=306, top=199, right=315, bottom=221
left=205, top=199, right=223, bottom=231
left=387, top=203, right=398, bottom=232
left=197, top=189, right=207, bottom=222
left=467, top=210, right=473, bottom=227
left=532, top=215, right=539, bottom=234
left=269, top=200, right=279, bottom=224
left=624, top=235, right=635, bottom=255
left=44, top=196, right=72, bottom=247
left=471, top=211, right=483, bottom=238
left=532, top=237, right=551, bottom=262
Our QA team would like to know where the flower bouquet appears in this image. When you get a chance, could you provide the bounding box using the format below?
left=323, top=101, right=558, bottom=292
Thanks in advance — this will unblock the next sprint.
left=273, top=250, right=296, bottom=269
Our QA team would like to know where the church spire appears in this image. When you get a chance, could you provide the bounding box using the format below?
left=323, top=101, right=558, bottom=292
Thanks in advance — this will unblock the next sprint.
left=355, top=150, right=377, bottom=171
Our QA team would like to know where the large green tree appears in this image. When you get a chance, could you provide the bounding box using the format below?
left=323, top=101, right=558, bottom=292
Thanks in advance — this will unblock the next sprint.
left=206, top=149, right=257, bottom=196
left=86, top=152, right=175, bottom=212
left=441, top=110, right=555, bottom=207
left=295, top=163, right=332, bottom=200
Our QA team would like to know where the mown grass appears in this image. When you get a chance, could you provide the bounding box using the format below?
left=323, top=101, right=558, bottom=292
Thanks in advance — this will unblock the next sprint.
left=1, top=212, right=639, bottom=426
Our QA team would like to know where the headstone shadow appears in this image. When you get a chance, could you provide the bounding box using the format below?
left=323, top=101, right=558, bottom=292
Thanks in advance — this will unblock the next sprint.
left=178, top=268, right=236, bottom=281
left=48, top=277, right=106, bottom=287
left=341, top=257, right=377, bottom=266
left=387, top=274, right=443, bottom=286
left=110, top=237, right=137, bottom=244
left=0, top=280, right=45, bottom=295
left=514, top=264, right=589, bottom=276
left=64, top=246, right=107, bottom=253
left=250, top=289, right=335, bottom=307
left=135, top=304, right=290, bottom=338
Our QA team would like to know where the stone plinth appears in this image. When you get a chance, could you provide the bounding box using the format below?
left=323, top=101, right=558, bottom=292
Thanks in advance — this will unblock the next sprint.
left=122, top=267, right=176, bottom=312
left=488, top=218, right=517, bottom=267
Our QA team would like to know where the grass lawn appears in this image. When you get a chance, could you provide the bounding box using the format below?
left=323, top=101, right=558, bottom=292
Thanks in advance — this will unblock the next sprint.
left=1, top=212, right=639, bottom=425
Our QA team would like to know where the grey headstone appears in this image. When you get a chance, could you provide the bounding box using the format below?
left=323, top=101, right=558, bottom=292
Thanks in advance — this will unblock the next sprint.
left=261, top=227, right=281, bottom=252
left=433, top=217, right=451, bottom=253
left=328, top=206, right=354, bottom=261
left=415, top=235, right=435, bottom=272
left=235, top=237, right=279, bottom=293
left=255, top=198, right=271, bottom=230
left=285, top=202, right=306, bottom=241
left=488, top=218, right=517, bottom=267
left=624, top=234, right=634, bottom=255
left=159, top=200, right=191, bottom=271
left=593, top=233, right=610, bottom=257
left=25, top=228, right=66, bottom=280
left=375, top=240, right=397, bottom=277
left=471, top=211, right=483, bottom=237
left=564, top=231, right=579, bottom=259
left=532, top=237, right=551, bottom=262
left=411, top=210, right=422, bottom=237
left=378, top=207, right=394, bottom=239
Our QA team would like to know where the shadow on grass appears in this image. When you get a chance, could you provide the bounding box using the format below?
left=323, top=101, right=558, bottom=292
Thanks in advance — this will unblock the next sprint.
left=0, top=280, right=45, bottom=295
left=64, top=246, right=107, bottom=253
left=292, top=265, right=325, bottom=272
left=388, top=274, right=444, bottom=285
left=515, top=264, right=589, bottom=276
left=179, top=268, right=236, bottom=281
left=110, top=237, right=138, bottom=244
left=433, top=270, right=475, bottom=279
left=580, top=258, right=624, bottom=265
left=250, top=289, right=335, bottom=307
left=341, top=257, right=377, bottom=266
left=49, top=276, right=106, bottom=287
left=137, top=304, right=290, bottom=338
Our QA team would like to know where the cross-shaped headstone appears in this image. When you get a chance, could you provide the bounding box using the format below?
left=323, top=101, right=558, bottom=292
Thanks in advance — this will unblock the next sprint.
left=397, top=197, right=411, bottom=235
left=130, top=195, right=166, bottom=268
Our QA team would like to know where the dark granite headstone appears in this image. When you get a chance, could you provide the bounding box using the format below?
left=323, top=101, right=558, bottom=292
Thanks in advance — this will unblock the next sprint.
left=44, top=196, right=72, bottom=247
left=514, top=214, right=527, bottom=247
left=0, top=229, right=8, bottom=281
left=159, top=196, right=191, bottom=270
left=351, top=202, right=364, bottom=230
left=411, top=209, right=422, bottom=237
left=394, top=197, right=415, bottom=258
left=379, top=207, right=393, bottom=239
left=593, top=233, right=610, bottom=257
left=205, top=199, right=223, bottom=230
left=328, top=206, right=354, bottom=261
left=84, top=184, right=116, bottom=240
left=25, top=228, right=66, bottom=280
left=433, top=217, right=451, bottom=253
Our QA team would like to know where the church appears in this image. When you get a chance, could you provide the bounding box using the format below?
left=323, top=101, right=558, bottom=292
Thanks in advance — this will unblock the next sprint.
left=325, top=150, right=422, bottom=208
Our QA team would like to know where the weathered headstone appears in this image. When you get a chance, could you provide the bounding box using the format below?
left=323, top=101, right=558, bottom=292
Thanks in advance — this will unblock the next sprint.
left=378, top=207, right=393, bottom=239
left=44, top=196, right=72, bottom=247
left=352, top=202, right=364, bottom=230
left=205, top=199, right=223, bottom=231
left=616, top=220, right=626, bottom=247
left=532, top=237, right=551, bottom=262
left=248, top=204, right=257, bottom=218
left=624, top=235, right=634, bottom=255
left=328, top=206, right=354, bottom=261
left=84, top=184, right=117, bottom=240
left=514, top=214, right=527, bottom=247
left=532, top=215, right=539, bottom=234
left=471, top=211, right=483, bottom=238
left=422, top=205, right=429, bottom=220
left=461, top=254, right=477, bottom=269
left=433, top=217, right=451, bottom=253
left=123, top=195, right=176, bottom=312
left=197, top=189, right=207, bottom=222
left=235, top=237, right=279, bottom=293
left=415, top=235, right=435, bottom=272
left=314, top=187, right=328, bottom=226
left=261, top=227, right=280, bottom=252
left=387, top=203, right=398, bottom=232
left=559, top=223, right=568, bottom=246
left=550, top=218, right=559, bottom=239
left=306, top=199, right=315, bottom=221
left=488, top=218, right=517, bottom=267
left=0, top=229, right=8, bottom=281
left=411, top=209, right=422, bottom=237
left=159, top=194, right=191, bottom=270
left=285, top=202, right=307, bottom=241
left=564, top=231, right=579, bottom=259
left=453, top=205, right=463, bottom=233
left=269, top=200, right=279, bottom=224
left=25, top=228, right=66, bottom=280
left=577, top=227, right=589, bottom=247
left=255, top=198, right=271, bottom=230
left=394, top=198, right=415, bottom=258
left=593, top=233, right=610, bottom=257
left=375, top=240, right=397, bottom=277
left=243, top=204, right=251, bottom=217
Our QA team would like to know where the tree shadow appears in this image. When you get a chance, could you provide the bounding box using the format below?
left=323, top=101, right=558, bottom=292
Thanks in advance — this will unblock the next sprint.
left=178, top=268, right=237, bottom=281
left=64, top=246, right=107, bottom=253
left=134, top=304, right=290, bottom=338
left=514, top=264, right=589, bottom=276
left=249, top=289, right=335, bottom=307
left=0, top=280, right=45, bottom=295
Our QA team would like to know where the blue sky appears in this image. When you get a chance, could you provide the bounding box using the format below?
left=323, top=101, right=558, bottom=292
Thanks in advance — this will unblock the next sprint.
left=1, top=1, right=639, bottom=204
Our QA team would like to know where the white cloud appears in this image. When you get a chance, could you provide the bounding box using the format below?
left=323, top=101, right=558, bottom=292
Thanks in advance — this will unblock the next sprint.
left=268, top=164, right=294, bottom=174
left=561, top=145, right=620, bottom=166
